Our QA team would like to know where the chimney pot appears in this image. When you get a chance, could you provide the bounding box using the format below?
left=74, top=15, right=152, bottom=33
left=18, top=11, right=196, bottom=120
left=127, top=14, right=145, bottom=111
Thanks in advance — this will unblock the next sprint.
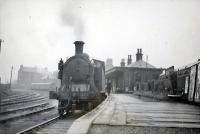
left=136, top=48, right=143, bottom=61
left=127, top=55, right=132, bottom=65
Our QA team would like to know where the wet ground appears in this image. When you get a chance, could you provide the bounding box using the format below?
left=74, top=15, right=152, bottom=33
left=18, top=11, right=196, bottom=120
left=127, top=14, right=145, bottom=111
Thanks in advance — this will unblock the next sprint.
left=0, top=107, right=58, bottom=134
left=89, top=94, right=200, bottom=134
left=0, top=88, right=58, bottom=134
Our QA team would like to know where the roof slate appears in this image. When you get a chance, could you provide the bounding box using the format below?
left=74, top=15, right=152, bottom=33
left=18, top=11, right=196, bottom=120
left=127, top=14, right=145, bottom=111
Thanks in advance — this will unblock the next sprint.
left=126, top=60, right=156, bottom=68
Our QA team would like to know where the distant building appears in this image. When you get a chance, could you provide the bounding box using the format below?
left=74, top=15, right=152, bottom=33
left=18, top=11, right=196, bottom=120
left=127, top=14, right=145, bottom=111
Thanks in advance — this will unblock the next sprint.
left=105, top=58, right=113, bottom=71
left=106, top=48, right=163, bottom=92
left=17, top=65, right=59, bottom=89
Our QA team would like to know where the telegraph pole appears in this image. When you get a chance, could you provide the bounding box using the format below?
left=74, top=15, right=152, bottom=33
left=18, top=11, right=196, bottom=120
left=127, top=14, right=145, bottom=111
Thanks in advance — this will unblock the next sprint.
left=146, top=55, right=148, bottom=82
left=10, top=66, right=13, bottom=89
left=0, top=39, right=4, bottom=53
left=0, top=39, right=3, bottom=111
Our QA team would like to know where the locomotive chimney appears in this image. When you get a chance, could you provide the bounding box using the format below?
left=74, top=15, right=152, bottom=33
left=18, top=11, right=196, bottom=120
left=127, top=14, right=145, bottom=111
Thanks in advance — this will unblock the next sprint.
left=74, top=41, right=85, bottom=55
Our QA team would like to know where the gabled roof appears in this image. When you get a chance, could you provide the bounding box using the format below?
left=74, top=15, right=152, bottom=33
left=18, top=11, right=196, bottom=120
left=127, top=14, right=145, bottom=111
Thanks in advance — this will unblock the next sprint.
left=126, top=60, right=156, bottom=69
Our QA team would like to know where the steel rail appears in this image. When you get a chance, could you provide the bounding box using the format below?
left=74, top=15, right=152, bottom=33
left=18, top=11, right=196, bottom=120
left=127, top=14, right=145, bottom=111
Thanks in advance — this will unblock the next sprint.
left=0, top=96, right=47, bottom=106
left=16, top=115, right=60, bottom=134
left=0, top=106, right=55, bottom=122
left=0, top=102, right=49, bottom=114
left=1, top=94, right=40, bottom=103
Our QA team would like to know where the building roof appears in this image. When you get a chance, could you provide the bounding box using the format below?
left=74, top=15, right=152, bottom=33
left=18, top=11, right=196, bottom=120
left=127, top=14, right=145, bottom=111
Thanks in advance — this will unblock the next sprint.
left=176, top=60, right=200, bottom=71
left=126, top=60, right=156, bottom=68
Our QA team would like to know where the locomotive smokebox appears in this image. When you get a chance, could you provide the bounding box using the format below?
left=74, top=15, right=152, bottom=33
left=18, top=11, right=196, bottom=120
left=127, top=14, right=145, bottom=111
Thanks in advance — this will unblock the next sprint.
left=74, top=41, right=85, bottom=55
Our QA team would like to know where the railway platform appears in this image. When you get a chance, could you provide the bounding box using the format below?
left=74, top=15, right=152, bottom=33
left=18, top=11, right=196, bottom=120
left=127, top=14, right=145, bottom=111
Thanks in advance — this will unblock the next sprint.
left=67, top=94, right=200, bottom=134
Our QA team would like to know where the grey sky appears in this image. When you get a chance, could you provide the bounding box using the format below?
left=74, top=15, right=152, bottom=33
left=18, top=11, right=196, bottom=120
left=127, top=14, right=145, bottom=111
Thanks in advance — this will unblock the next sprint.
left=0, top=0, right=200, bottom=82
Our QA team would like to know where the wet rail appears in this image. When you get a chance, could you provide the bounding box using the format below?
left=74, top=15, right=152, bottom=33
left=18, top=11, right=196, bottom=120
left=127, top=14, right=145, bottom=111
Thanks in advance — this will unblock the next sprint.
left=0, top=91, right=55, bottom=123
left=16, top=115, right=60, bottom=134
left=16, top=112, right=83, bottom=134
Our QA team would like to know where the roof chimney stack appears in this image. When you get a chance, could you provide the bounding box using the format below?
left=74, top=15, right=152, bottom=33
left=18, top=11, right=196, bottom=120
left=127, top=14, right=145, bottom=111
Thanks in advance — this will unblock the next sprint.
left=127, top=55, right=132, bottom=65
left=136, top=48, right=143, bottom=61
left=74, top=41, right=85, bottom=55
left=120, top=59, right=125, bottom=67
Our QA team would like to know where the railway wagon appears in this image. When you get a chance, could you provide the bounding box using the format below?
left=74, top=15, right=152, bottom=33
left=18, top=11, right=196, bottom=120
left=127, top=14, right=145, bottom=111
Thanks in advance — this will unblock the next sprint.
left=187, top=62, right=200, bottom=103
left=50, top=41, right=106, bottom=116
left=163, top=61, right=200, bottom=103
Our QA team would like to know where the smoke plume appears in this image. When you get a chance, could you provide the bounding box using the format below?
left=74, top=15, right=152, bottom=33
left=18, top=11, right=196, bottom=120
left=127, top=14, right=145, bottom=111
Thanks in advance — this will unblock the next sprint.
left=61, top=0, right=85, bottom=40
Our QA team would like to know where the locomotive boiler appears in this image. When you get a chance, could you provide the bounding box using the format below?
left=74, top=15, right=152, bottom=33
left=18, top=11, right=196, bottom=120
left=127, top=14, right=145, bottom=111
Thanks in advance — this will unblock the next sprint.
left=50, top=41, right=106, bottom=116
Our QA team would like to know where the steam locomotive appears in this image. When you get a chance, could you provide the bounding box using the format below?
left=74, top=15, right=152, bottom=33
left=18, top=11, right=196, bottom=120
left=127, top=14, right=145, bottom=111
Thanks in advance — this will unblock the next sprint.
left=50, top=41, right=106, bottom=116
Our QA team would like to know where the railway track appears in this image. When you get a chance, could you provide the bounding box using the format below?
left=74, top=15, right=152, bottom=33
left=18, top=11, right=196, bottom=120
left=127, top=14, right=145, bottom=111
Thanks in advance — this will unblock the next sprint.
left=1, top=92, right=37, bottom=101
left=0, top=98, right=48, bottom=112
left=0, top=90, right=56, bottom=123
left=0, top=89, right=105, bottom=134
left=0, top=104, right=55, bottom=123
left=1, top=92, right=27, bottom=100
left=16, top=115, right=60, bottom=134
left=16, top=112, right=83, bottom=134
left=0, top=94, right=46, bottom=106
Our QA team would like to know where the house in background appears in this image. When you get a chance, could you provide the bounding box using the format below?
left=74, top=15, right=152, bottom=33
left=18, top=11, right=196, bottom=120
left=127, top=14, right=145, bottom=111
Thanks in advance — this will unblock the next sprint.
left=17, top=65, right=59, bottom=90
left=106, top=49, right=163, bottom=92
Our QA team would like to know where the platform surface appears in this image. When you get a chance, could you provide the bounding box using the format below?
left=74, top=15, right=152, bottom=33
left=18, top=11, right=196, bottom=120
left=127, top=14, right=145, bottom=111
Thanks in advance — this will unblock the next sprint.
left=89, top=94, right=200, bottom=134
left=68, top=94, right=200, bottom=134
left=93, top=94, right=200, bottom=128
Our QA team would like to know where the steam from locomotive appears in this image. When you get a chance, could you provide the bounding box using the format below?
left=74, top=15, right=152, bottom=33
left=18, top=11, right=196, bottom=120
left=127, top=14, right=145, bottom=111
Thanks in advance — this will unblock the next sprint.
left=61, top=1, right=84, bottom=40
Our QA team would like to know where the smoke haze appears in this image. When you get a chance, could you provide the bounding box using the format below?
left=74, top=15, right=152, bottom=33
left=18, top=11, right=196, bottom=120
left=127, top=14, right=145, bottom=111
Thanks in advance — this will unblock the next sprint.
left=0, top=0, right=200, bottom=83
left=61, top=0, right=85, bottom=40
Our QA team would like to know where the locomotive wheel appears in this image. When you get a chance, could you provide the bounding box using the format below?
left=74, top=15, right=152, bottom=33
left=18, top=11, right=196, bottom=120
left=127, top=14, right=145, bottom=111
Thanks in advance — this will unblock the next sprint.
left=58, top=109, right=65, bottom=117
left=59, top=108, right=70, bottom=117
left=58, top=100, right=69, bottom=117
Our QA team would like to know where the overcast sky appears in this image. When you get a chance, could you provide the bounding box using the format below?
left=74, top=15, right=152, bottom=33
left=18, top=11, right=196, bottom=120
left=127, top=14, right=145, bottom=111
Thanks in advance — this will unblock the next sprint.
left=0, top=0, right=200, bottom=82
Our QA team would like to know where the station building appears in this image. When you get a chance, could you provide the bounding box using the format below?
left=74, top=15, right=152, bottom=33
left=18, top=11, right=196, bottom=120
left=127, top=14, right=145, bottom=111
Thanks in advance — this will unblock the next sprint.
left=106, top=49, right=163, bottom=92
